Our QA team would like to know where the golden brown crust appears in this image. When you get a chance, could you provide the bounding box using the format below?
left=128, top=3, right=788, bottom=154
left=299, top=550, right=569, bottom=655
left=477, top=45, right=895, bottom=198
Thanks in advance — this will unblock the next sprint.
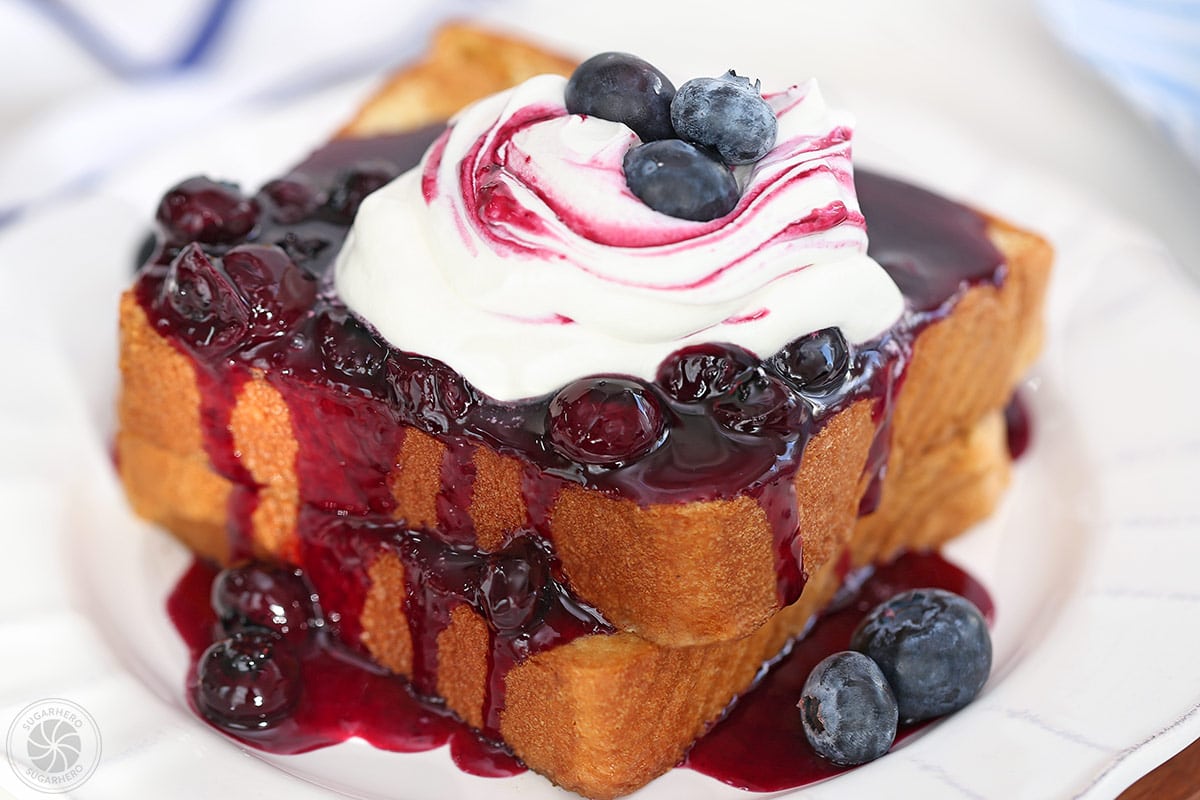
left=118, top=291, right=231, bottom=562
left=338, top=23, right=576, bottom=138
left=230, top=374, right=299, bottom=560
left=360, top=551, right=412, bottom=674
left=349, top=407, right=1007, bottom=799
left=470, top=448, right=527, bottom=552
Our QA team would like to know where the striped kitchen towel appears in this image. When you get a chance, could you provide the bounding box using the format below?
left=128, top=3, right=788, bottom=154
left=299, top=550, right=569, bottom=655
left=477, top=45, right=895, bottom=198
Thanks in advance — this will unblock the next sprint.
left=0, top=0, right=484, bottom=225
left=1040, top=0, right=1200, bottom=170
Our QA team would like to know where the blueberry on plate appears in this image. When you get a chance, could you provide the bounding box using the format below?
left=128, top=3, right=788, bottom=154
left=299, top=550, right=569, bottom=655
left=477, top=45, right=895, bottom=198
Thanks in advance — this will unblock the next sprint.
left=799, top=650, right=898, bottom=765
left=196, top=631, right=301, bottom=730
left=565, top=52, right=676, bottom=142
left=671, top=71, right=777, bottom=165
left=850, top=588, right=992, bottom=723
left=624, top=139, right=739, bottom=222
left=211, top=562, right=320, bottom=644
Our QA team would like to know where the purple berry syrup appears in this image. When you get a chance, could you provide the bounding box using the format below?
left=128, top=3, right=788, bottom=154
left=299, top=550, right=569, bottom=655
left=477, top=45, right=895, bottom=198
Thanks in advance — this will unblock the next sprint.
left=169, top=549, right=991, bottom=786
left=140, top=126, right=1020, bottom=789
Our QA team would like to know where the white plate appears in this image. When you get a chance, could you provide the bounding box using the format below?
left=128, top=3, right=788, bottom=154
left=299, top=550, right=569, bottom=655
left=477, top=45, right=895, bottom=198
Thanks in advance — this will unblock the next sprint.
left=2, top=74, right=1199, bottom=800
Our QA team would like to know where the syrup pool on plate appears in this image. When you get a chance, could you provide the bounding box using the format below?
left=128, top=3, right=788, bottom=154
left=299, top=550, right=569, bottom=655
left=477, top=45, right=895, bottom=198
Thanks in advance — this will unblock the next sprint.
left=169, top=549, right=992, bottom=791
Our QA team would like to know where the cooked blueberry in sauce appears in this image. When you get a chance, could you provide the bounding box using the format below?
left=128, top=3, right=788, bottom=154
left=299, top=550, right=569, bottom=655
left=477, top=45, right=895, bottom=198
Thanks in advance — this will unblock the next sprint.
left=212, top=563, right=320, bottom=644
left=656, top=342, right=757, bottom=403
left=388, top=354, right=476, bottom=435
left=481, top=547, right=549, bottom=631
left=671, top=71, right=777, bottom=165
left=159, top=243, right=249, bottom=348
left=711, top=370, right=803, bottom=435
left=799, top=650, right=898, bottom=766
left=769, top=327, right=851, bottom=394
left=196, top=631, right=302, bottom=730
left=547, top=377, right=665, bottom=465
left=222, top=245, right=317, bottom=338
left=326, top=162, right=398, bottom=221
left=316, top=310, right=388, bottom=380
left=623, top=139, right=739, bottom=221
left=157, top=176, right=259, bottom=244
left=565, top=51, right=677, bottom=142
left=259, top=175, right=321, bottom=224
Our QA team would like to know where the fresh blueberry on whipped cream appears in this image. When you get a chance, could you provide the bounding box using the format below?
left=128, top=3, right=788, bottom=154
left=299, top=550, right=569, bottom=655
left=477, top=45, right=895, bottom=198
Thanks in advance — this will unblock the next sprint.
left=334, top=65, right=903, bottom=402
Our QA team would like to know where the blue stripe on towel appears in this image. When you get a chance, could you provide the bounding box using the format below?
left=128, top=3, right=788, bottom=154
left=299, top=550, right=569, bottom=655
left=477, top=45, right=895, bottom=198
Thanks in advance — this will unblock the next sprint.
left=21, top=0, right=241, bottom=77
left=1040, top=0, right=1200, bottom=166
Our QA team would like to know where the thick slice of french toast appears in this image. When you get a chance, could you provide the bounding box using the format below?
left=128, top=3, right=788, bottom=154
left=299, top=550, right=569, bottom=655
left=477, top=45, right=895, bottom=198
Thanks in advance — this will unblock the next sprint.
left=116, top=23, right=1051, bottom=799
left=117, top=25, right=1050, bottom=649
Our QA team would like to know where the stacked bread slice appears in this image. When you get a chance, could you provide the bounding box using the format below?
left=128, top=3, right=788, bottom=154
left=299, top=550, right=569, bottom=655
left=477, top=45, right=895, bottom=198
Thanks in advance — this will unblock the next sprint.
left=117, top=24, right=1051, bottom=799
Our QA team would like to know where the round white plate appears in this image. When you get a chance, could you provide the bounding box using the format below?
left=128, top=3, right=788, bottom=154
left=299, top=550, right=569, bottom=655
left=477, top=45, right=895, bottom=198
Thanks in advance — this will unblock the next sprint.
left=1, top=74, right=1199, bottom=800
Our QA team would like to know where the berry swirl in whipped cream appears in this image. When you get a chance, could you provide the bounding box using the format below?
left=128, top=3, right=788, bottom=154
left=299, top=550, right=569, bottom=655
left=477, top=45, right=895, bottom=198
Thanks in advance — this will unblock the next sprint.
left=335, top=73, right=902, bottom=401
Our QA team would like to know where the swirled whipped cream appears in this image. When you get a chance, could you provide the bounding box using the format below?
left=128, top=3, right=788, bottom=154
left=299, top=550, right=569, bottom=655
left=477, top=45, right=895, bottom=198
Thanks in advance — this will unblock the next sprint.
left=335, top=73, right=902, bottom=401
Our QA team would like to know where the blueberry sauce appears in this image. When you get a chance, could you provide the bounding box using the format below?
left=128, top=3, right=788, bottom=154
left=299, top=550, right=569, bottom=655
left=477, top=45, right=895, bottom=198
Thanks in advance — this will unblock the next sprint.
left=170, top=558, right=524, bottom=775
left=134, top=127, right=1004, bottom=608
left=855, top=170, right=1006, bottom=315
left=139, top=124, right=1011, bottom=789
left=169, top=549, right=990, bottom=789
left=170, top=511, right=610, bottom=773
left=1004, top=390, right=1033, bottom=460
left=683, top=551, right=993, bottom=790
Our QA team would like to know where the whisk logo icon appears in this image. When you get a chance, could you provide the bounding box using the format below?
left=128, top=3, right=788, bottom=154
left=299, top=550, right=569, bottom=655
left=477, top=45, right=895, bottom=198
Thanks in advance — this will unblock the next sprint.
left=7, top=699, right=101, bottom=793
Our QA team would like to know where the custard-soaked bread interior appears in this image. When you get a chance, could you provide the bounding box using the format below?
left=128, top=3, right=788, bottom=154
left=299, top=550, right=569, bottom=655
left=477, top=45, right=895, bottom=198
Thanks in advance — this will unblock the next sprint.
left=117, top=22, right=1050, bottom=799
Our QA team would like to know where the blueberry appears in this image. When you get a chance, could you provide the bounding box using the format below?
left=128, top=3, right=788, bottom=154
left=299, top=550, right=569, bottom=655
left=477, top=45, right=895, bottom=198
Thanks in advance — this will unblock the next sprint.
left=548, top=377, right=665, bottom=466
left=480, top=550, right=547, bottom=631
left=326, top=162, right=397, bottom=222
left=388, top=355, right=475, bottom=435
left=624, top=140, right=739, bottom=222
left=157, top=177, right=259, bottom=244
left=799, top=650, right=898, bottom=766
left=656, top=343, right=757, bottom=403
left=221, top=245, right=317, bottom=338
left=275, top=232, right=332, bottom=273
left=671, top=71, right=778, bottom=165
left=850, top=588, right=992, bottom=724
left=159, top=244, right=249, bottom=350
left=565, top=52, right=676, bottom=142
left=211, top=563, right=319, bottom=644
left=769, top=327, right=851, bottom=393
left=196, top=631, right=301, bottom=730
left=260, top=175, right=321, bottom=225
left=710, top=370, right=803, bottom=434
left=316, top=311, right=388, bottom=381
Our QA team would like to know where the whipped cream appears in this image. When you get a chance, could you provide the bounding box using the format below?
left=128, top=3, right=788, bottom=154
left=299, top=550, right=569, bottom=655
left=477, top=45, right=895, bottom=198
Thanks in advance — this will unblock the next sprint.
left=335, top=73, right=903, bottom=401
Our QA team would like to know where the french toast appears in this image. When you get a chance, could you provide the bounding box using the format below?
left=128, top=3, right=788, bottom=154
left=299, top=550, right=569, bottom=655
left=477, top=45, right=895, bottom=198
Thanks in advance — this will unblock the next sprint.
left=116, top=23, right=1051, bottom=799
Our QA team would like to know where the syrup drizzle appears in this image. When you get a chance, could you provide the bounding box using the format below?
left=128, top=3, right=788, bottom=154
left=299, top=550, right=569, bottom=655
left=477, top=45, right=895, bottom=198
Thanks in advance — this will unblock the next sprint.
left=169, top=550, right=991, bottom=789
left=683, top=551, right=994, bottom=790
left=138, top=125, right=1014, bottom=789
left=134, top=127, right=1004, bottom=599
